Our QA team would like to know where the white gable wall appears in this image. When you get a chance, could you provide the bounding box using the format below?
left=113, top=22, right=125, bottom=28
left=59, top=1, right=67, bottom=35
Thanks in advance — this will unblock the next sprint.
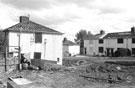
left=84, top=40, right=95, bottom=55
left=8, top=32, right=63, bottom=65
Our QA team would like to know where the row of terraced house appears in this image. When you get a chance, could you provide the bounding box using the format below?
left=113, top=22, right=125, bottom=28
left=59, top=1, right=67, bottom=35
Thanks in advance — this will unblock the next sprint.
left=83, top=28, right=135, bottom=57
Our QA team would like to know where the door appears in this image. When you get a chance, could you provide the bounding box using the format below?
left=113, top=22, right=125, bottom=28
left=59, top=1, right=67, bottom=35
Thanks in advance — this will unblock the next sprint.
left=111, top=49, right=114, bottom=57
left=106, top=48, right=110, bottom=56
left=85, top=48, right=87, bottom=55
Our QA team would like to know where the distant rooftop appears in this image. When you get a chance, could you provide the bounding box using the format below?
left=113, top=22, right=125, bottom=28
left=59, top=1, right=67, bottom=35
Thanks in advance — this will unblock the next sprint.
left=103, top=31, right=135, bottom=39
left=84, top=30, right=106, bottom=40
left=63, top=38, right=78, bottom=46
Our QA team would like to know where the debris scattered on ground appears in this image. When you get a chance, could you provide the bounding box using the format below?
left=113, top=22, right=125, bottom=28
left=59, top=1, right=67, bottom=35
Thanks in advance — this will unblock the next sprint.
left=1, top=59, right=135, bottom=88
left=79, top=62, right=135, bottom=84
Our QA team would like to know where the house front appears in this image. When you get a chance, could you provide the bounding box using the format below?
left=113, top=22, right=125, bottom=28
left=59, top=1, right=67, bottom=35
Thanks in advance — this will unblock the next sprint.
left=3, top=16, right=63, bottom=65
left=84, top=28, right=135, bottom=57
left=103, top=27, right=135, bottom=56
left=84, top=30, right=106, bottom=56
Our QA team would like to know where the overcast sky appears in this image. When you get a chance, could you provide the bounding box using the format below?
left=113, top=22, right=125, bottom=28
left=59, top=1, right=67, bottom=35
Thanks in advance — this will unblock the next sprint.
left=0, top=0, right=135, bottom=40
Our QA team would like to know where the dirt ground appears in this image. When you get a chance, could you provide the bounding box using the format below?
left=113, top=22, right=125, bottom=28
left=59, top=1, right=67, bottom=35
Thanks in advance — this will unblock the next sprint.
left=0, top=58, right=135, bottom=88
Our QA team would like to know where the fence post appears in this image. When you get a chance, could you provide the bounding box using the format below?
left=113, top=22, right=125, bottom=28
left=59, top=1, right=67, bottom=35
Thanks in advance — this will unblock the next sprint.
left=5, top=47, right=7, bottom=72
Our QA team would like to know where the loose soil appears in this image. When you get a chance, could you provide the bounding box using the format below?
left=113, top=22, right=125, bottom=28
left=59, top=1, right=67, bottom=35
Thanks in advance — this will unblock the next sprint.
left=1, top=59, right=135, bottom=88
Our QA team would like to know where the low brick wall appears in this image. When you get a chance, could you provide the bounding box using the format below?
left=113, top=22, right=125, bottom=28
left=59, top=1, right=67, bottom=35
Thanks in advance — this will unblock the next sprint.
left=31, top=59, right=57, bottom=67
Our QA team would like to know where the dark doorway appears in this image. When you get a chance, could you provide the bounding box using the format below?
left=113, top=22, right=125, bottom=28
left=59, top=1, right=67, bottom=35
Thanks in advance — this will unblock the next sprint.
left=85, top=48, right=87, bottom=55
left=111, top=49, right=114, bottom=57
left=106, top=48, right=114, bottom=57
left=107, top=49, right=109, bottom=56
left=132, top=48, right=135, bottom=55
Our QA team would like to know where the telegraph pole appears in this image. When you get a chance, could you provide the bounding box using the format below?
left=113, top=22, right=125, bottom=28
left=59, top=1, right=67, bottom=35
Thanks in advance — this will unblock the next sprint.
left=17, top=27, right=22, bottom=70
left=5, top=47, right=7, bottom=72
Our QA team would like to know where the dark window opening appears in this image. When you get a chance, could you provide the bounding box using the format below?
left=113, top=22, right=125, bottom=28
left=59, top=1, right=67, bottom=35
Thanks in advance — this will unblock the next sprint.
left=99, top=47, right=103, bottom=53
left=132, top=38, right=135, bottom=43
left=117, top=38, right=123, bottom=44
left=35, top=33, right=42, bottom=43
left=99, top=39, right=103, bottom=44
left=132, top=48, right=135, bottom=55
left=34, top=52, right=41, bottom=59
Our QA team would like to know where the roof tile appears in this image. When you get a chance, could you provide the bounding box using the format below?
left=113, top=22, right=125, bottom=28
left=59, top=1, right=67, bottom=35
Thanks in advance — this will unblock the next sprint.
left=3, top=21, right=63, bottom=35
left=103, top=31, right=135, bottom=39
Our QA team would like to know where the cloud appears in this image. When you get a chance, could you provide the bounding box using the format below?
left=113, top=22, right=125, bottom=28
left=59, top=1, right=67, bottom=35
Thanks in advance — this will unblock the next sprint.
left=0, top=0, right=53, bottom=10
left=32, top=13, right=80, bottom=26
left=98, top=7, right=123, bottom=14
left=125, top=18, right=135, bottom=23
left=0, top=0, right=96, bottom=10
left=55, top=0, right=94, bottom=7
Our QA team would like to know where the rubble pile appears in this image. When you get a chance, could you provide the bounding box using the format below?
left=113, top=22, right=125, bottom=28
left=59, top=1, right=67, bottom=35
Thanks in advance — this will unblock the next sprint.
left=80, top=62, right=135, bottom=84
left=63, top=59, right=93, bottom=66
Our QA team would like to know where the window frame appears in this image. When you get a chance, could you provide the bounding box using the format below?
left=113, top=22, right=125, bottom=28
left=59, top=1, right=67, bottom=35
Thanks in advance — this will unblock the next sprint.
left=99, top=39, right=103, bottom=44
left=132, top=38, right=135, bottom=43
left=117, top=38, right=123, bottom=44
left=99, top=47, right=104, bottom=53
left=132, top=48, right=135, bottom=55
left=35, top=33, right=42, bottom=43
left=34, top=52, right=41, bottom=59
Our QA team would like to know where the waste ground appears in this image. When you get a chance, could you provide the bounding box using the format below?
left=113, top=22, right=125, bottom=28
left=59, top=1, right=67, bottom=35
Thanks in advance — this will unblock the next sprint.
left=1, top=59, right=135, bottom=88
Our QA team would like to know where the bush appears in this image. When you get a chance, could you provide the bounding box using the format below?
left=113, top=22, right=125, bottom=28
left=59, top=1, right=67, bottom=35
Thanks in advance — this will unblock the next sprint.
left=114, top=48, right=131, bottom=57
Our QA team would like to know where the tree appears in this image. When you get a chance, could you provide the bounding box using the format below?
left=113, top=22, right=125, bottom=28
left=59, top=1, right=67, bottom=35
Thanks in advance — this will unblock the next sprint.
left=75, top=29, right=93, bottom=41
left=75, top=29, right=93, bottom=54
left=0, top=31, right=6, bottom=52
left=75, top=29, right=87, bottom=40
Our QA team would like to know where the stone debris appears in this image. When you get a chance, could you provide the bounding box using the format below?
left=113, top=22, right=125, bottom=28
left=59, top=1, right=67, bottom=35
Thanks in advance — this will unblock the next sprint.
left=1, top=59, right=135, bottom=88
left=80, top=62, right=135, bottom=84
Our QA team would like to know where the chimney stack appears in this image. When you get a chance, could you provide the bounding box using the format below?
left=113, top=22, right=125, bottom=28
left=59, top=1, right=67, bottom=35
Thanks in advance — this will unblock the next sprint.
left=20, top=16, right=29, bottom=23
left=100, top=30, right=105, bottom=34
left=131, top=26, right=135, bottom=33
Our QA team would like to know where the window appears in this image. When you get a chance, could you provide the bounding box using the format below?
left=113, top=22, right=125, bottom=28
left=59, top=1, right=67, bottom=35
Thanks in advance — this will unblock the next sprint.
left=35, top=33, right=42, bottom=43
left=99, top=39, right=103, bottom=44
left=34, top=52, right=41, bottom=59
left=132, top=48, right=135, bottom=55
left=117, top=38, right=123, bottom=44
left=132, top=38, right=135, bottom=43
left=99, top=47, right=103, bottom=53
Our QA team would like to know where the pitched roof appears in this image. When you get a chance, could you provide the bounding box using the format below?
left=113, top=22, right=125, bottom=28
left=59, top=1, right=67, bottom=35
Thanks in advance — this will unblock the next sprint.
left=83, top=35, right=96, bottom=40
left=63, top=39, right=78, bottom=46
left=103, top=31, right=135, bottom=39
left=3, top=20, right=63, bottom=35
left=84, top=33, right=106, bottom=40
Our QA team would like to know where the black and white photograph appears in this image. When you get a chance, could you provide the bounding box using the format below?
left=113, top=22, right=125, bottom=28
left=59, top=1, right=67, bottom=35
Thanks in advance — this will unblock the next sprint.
left=0, top=0, right=135, bottom=88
